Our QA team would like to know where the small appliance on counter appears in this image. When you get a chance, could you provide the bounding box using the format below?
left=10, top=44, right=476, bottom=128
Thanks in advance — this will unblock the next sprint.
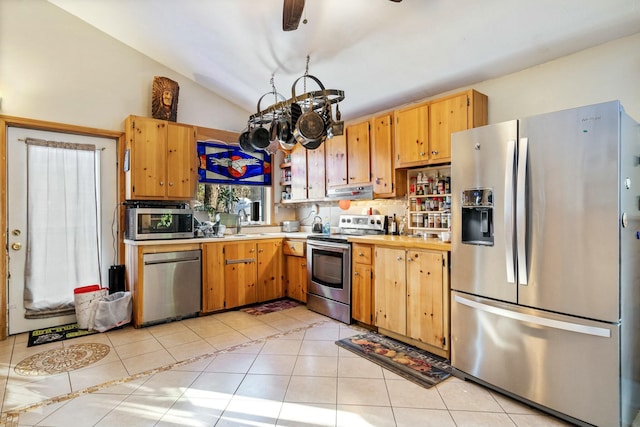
left=124, top=201, right=194, bottom=240
left=312, top=216, right=323, bottom=233
left=281, top=220, right=300, bottom=232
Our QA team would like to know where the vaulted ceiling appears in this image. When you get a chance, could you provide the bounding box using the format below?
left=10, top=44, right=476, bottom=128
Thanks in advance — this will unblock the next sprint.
left=48, top=0, right=640, bottom=120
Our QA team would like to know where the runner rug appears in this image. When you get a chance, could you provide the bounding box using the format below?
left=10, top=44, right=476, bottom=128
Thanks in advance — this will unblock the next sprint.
left=240, top=299, right=301, bottom=316
left=336, top=332, right=452, bottom=388
left=27, top=323, right=97, bottom=347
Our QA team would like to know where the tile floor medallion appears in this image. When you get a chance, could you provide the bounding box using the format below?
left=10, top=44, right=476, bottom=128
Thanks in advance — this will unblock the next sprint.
left=14, top=343, right=110, bottom=376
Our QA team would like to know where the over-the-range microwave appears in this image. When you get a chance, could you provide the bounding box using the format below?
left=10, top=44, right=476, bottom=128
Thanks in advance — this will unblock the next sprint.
left=125, top=207, right=194, bottom=240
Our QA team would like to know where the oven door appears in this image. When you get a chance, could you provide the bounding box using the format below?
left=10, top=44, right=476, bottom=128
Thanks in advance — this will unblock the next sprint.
left=306, top=240, right=351, bottom=305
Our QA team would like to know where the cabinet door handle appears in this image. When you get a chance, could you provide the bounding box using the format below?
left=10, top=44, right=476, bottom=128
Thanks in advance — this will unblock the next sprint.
left=169, top=182, right=174, bottom=186
left=432, top=150, right=439, bottom=155
left=396, top=256, right=403, bottom=261
left=407, top=257, right=414, bottom=262
left=358, top=252, right=364, bottom=257
left=354, top=271, right=359, bottom=276
left=420, top=152, right=425, bottom=156
left=159, top=181, right=164, bottom=186
left=258, top=249, right=263, bottom=253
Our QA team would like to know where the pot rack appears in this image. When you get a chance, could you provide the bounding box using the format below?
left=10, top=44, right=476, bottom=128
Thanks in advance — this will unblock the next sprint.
left=247, top=56, right=345, bottom=127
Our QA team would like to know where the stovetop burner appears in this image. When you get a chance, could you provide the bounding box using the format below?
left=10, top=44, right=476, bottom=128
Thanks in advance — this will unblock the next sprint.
left=307, top=214, right=387, bottom=244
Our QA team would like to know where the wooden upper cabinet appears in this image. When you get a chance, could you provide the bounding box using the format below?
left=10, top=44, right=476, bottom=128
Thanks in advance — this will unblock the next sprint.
left=371, top=113, right=406, bottom=198
left=345, top=121, right=371, bottom=185
left=394, top=102, right=429, bottom=168
left=325, top=134, right=347, bottom=188
left=166, top=122, right=197, bottom=199
left=306, top=144, right=326, bottom=200
left=428, top=90, right=488, bottom=163
left=393, top=90, right=488, bottom=168
left=125, top=115, right=196, bottom=200
left=290, top=143, right=325, bottom=201
left=289, top=143, right=308, bottom=200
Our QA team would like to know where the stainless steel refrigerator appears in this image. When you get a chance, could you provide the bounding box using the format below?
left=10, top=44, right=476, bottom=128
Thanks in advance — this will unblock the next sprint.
left=450, top=101, right=639, bottom=427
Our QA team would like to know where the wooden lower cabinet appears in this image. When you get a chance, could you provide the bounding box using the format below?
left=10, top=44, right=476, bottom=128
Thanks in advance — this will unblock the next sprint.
left=374, top=246, right=450, bottom=358
left=202, top=242, right=225, bottom=312
left=374, top=247, right=407, bottom=335
left=406, top=250, right=445, bottom=349
left=283, top=239, right=307, bottom=303
left=202, top=238, right=285, bottom=313
left=351, top=243, right=374, bottom=325
left=224, top=241, right=258, bottom=308
left=257, top=239, right=284, bottom=302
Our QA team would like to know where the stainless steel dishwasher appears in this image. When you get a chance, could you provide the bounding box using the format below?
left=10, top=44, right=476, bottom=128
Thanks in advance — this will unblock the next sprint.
left=142, top=250, right=201, bottom=325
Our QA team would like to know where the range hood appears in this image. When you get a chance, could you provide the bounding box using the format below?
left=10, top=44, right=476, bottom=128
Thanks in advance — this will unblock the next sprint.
left=326, top=185, right=373, bottom=200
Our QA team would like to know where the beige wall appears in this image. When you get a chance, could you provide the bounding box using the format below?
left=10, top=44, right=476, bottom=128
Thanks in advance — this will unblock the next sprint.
left=474, top=31, right=640, bottom=123
left=355, top=32, right=640, bottom=125
left=0, top=0, right=250, bottom=132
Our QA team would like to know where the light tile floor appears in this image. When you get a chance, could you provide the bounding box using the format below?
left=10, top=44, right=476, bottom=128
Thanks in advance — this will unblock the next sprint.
left=0, top=305, right=573, bottom=426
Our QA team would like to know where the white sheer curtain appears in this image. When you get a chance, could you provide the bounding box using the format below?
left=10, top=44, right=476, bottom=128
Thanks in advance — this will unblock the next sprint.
left=24, top=138, right=102, bottom=317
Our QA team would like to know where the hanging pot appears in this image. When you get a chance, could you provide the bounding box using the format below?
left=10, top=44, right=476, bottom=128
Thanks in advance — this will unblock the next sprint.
left=238, top=126, right=254, bottom=152
left=264, top=118, right=281, bottom=155
left=327, top=103, right=344, bottom=138
left=280, top=103, right=302, bottom=151
left=250, top=93, right=276, bottom=150
left=291, top=75, right=328, bottom=149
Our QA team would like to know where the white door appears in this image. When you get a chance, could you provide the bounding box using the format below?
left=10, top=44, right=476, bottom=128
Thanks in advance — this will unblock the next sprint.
left=7, top=127, right=117, bottom=335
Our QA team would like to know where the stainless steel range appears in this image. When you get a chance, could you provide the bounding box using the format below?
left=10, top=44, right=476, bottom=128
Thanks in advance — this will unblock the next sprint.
left=306, top=214, right=386, bottom=323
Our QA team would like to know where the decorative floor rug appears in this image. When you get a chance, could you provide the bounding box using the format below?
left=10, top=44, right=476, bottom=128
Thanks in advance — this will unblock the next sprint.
left=15, top=343, right=110, bottom=376
left=240, top=299, right=301, bottom=316
left=336, top=332, right=452, bottom=388
left=27, top=323, right=98, bottom=347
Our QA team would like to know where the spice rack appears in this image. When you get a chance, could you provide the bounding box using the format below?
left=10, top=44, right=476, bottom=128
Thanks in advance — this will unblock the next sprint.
left=406, top=165, right=451, bottom=236
left=279, top=152, right=292, bottom=202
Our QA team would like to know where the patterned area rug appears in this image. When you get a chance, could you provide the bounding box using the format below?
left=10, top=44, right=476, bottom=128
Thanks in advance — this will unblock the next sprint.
left=240, top=299, right=301, bottom=315
left=15, top=343, right=110, bottom=376
left=27, top=323, right=98, bottom=347
left=336, top=332, right=452, bottom=388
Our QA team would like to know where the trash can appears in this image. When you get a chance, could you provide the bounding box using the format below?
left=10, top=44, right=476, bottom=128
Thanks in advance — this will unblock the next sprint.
left=89, top=291, right=132, bottom=332
left=74, top=285, right=108, bottom=329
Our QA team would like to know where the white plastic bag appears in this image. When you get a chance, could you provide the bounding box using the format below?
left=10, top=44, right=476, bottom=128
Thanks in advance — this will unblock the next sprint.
left=74, top=287, right=108, bottom=329
left=89, top=291, right=132, bottom=332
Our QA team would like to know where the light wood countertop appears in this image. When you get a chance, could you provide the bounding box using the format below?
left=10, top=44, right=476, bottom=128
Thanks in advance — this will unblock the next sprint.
left=347, top=234, right=451, bottom=251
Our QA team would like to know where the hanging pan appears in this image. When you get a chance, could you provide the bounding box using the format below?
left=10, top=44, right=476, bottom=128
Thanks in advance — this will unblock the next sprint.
left=291, top=74, right=328, bottom=149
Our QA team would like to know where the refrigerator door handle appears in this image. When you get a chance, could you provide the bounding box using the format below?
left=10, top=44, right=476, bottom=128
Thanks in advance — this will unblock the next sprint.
left=454, top=295, right=611, bottom=338
left=516, top=137, right=528, bottom=285
left=504, top=139, right=516, bottom=284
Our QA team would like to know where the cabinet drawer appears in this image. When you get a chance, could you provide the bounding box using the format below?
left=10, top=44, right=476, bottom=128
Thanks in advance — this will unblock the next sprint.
left=352, top=243, right=372, bottom=265
left=283, top=240, right=305, bottom=257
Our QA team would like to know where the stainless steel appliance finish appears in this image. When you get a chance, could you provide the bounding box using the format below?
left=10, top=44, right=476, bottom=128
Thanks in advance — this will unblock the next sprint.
left=125, top=207, right=194, bottom=240
left=306, top=214, right=386, bottom=323
left=450, top=101, right=640, bottom=427
left=326, top=185, right=373, bottom=200
left=142, top=250, right=201, bottom=325
left=306, top=239, right=352, bottom=324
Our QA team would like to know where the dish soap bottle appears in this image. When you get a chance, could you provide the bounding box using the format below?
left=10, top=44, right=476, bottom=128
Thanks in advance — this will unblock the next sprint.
left=322, top=217, right=330, bottom=235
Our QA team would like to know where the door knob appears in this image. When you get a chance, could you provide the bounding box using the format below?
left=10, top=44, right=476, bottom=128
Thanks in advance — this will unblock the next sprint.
left=11, top=242, right=22, bottom=251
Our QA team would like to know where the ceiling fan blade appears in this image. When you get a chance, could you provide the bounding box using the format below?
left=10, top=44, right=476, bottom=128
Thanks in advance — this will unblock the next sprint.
left=283, top=0, right=305, bottom=31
